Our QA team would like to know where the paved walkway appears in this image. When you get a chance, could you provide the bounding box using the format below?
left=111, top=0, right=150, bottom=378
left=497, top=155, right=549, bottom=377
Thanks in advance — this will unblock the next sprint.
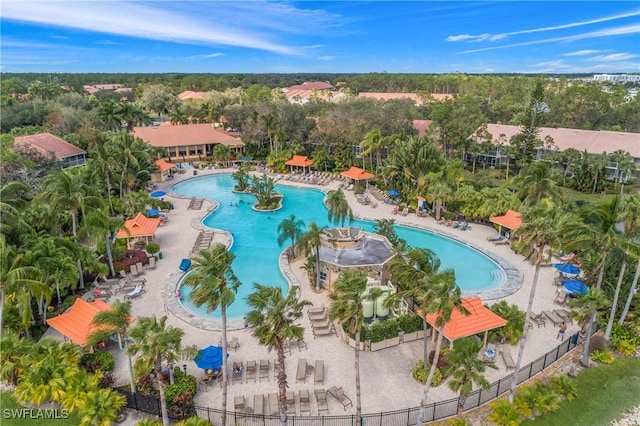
left=43, top=165, right=579, bottom=416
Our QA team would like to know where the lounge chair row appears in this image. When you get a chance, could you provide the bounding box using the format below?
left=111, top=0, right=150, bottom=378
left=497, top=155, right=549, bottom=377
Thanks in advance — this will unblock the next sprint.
left=191, top=230, right=214, bottom=255
left=308, top=308, right=336, bottom=338
left=244, top=359, right=271, bottom=383
left=236, top=388, right=328, bottom=416
left=188, top=197, right=204, bottom=210
left=296, top=358, right=324, bottom=385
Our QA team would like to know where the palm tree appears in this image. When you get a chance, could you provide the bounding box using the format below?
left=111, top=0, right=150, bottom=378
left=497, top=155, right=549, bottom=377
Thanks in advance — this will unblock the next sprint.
left=128, top=316, right=198, bottom=426
left=325, top=188, right=354, bottom=227
left=512, top=162, right=563, bottom=206
left=88, top=300, right=136, bottom=393
left=443, top=337, right=497, bottom=414
left=415, top=269, right=467, bottom=426
left=182, top=244, right=240, bottom=426
left=277, top=214, right=305, bottom=258
left=568, top=288, right=610, bottom=366
left=297, top=222, right=325, bottom=292
left=89, top=143, right=118, bottom=215
left=328, top=269, right=368, bottom=422
left=0, top=330, right=34, bottom=385
left=425, top=181, right=453, bottom=221
left=0, top=180, right=30, bottom=237
left=81, top=209, right=124, bottom=277
left=110, top=132, right=152, bottom=199
left=245, top=284, right=311, bottom=426
left=615, top=193, right=640, bottom=326
left=77, top=388, right=126, bottom=426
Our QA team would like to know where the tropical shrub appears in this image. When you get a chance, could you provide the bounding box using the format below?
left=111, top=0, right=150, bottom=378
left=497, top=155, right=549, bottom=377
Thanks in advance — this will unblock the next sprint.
left=615, top=340, right=637, bottom=356
left=145, top=242, right=160, bottom=256
left=448, top=419, right=471, bottom=426
left=588, top=334, right=608, bottom=353
left=165, top=369, right=197, bottom=418
left=610, top=323, right=640, bottom=347
left=486, top=301, right=526, bottom=344
left=550, top=375, right=577, bottom=400
left=488, top=399, right=521, bottom=426
left=135, top=374, right=157, bottom=396
left=411, top=359, right=443, bottom=387
left=396, top=313, right=424, bottom=334
left=113, top=249, right=149, bottom=273
left=136, top=420, right=163, bottom=426
left=80, top=351, right=115, bottom=373
left=590, top=349, right=615, bottom=364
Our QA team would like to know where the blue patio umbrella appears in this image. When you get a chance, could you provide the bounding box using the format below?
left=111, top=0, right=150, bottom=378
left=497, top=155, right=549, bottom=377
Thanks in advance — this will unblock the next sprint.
left=193, top=346, right=228, bottom=371
left=387, top=189, right=400, bottom=196
left=563, top=279, right=587, bottom=295
left=146, top=209, right=160, bottom=217
left=150, top=190, right=166, bottom=198
left=554, top=263, right=581, bottom=275
left=179, top=258, right=192, bottom=272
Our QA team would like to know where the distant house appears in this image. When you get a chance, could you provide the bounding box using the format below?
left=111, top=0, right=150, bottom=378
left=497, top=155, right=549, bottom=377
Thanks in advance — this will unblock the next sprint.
left=13, top=133, right=86, bottom=169
left=358, top=92, right=452, bottom=106
left=282, top=81, right=345, bottom=104
left=133, top=123, right=244, bottom=162
left=470, top=124, right=640, bottom=181
left=177, top=91, right=206, bottom=100
left=412, top=119, right=434, bottom=138
left=83, top=84, right=131, bottom=94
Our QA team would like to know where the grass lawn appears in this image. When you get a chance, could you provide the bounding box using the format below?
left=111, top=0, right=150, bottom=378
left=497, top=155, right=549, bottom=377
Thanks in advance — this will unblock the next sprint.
left=0, top=392, right=81, bottom=425
left=523, top=356, right=640, bottom=425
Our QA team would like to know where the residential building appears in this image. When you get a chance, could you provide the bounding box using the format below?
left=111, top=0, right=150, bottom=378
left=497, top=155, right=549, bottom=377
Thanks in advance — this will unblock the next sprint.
left=282, top=81, right=345, bottom=104
left=13, top=132, right=86, bottom=169
left=358, top=92, right=452, bottom=106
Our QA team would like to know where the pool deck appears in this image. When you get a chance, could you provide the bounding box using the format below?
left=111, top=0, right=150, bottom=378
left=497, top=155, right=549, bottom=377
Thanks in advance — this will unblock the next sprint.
left=43, top=165, right=579, bottom=417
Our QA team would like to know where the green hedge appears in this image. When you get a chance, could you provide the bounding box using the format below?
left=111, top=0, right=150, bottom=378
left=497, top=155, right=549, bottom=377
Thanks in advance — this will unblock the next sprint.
left=348, top=314, right=424, bottom=343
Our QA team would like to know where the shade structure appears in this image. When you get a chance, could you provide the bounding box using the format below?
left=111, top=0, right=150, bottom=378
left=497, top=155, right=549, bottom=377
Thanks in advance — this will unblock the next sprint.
left=147, top=209, right=160, bottom=217
left=387, top=189, right=400, bottom=196
left=554, top=263, right=581, bottom=275
left=489, top=209, right=522, bottom=231
left=194, top=345, right=227, bottom=370
left=563, top=279, right=587, bottom=295
left=115, top=213, right=162, bottom=248
left=285, top=155, right=314, bottom=167
left=340, top=166, right=374, bottom=181
left=150, top=190, right=167, bottom=198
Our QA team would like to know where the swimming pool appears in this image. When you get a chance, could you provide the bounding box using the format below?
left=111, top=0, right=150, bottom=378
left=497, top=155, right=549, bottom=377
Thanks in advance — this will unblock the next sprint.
left=171, top=174, right=505, bottom=320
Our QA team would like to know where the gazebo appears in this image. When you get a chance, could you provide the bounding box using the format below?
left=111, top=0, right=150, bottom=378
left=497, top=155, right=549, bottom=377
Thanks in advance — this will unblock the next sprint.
left=423, top=297, right=508, bottom=348
left=285, top=155, right=314, bottom=174
left=46, top=299, right=134, bottom=347
left=152, top=159, right=177, bottom=183
left=489, top=209, right=522, bottom=235
left=116, top=212, right=162, bottom=248
left=341, top=166, right=375, bottom=190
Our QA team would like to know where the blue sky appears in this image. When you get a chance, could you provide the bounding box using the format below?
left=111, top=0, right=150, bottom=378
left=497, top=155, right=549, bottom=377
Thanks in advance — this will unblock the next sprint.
left=1, top=1, right=639, bottom=74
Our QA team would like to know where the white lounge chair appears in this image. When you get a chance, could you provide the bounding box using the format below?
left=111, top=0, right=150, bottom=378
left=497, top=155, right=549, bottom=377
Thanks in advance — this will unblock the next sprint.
left=124, top=284, right=145, bottom=300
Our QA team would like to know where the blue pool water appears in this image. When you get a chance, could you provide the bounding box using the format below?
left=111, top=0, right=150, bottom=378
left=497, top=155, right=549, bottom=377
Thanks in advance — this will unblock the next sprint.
left=172, top=174, right=503, bottom=319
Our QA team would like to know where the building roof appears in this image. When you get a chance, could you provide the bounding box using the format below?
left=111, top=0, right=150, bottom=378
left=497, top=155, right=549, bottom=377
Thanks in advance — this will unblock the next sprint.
left=341, top=166, right=375, bottom=181
left=14, top=133, right=86, bottom=160
left=412, top=119, right=434, bottom=137
left=490, top=209, right=523, bottom=231
left=285, top=155, right=314, bottom=167
left=154, top=159, right=177, bottom=172
left=83, top=84, right=123, bottom=94
left=178, top=90, right=206, bottom=100
left=473, top=124, right=640, bottom=158
left=46, top=299, right=129, bottom=346
left=424, top=297, right=508, bottom=341
left=133, top=123, right=244, bottom=148
left=284, top=81, right=336, bottom=91
left=116, top=212, right=162, bottom=239
left=358, top=93, right=453, bottom=105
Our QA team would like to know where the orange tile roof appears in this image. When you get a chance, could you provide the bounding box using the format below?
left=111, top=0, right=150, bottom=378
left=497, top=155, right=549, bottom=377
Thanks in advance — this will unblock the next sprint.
left=133, top=123, right=243, bottom=149
left=341, top=166, right=375, bottom=181
left=490, top=209, right=522, bottom=231
left=177, top=90, right=206, bottom=100
left=46, top=299, right=127, bottom=346
left=154, top=159, right=176, bottom=172
left=116, top=212, right=161, bottom=239
left=424, top=297, right=507, bottom=341
left=14, top=133, right=86, bottom=159
left=412, top=119, right=434, bottom=137
left=285, top=155, right=314, bottom=167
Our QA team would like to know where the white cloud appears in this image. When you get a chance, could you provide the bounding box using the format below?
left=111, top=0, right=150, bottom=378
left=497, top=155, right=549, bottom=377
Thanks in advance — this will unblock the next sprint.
left=317, top=56, right=336, bottom=61
left=304, top=44, right=324, bottom=49
left=189, top=53, right=225, bottom=59
left=448, top=9, right=640, bottom=43
left=1, top=1, right=325, bottom=55
left=589, top=53, right=639, bottom=62
left=563, top=50, right=601, bottom=56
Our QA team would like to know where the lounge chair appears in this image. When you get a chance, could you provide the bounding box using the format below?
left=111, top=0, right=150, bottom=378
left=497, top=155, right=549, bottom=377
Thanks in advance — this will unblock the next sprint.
left=494, top=238, right=510, bottom=245
left=253, top=394, right=264, bottom=415
left=296, top=338, right=307, bottom=351
left=129, top=263, right=140, bottom=277
left=228, top=336, right=240, bottom=352
left=135, top=262, right=145, bottom=275
left=327, top=386, right=353, bottom=411
left=124, top=284, right=145, bottom=300
left=286, top=390, right=295, bottom=414
left=553, top=309, right=573, bottom=324
left=268, top=392, right=279, bottom=416
left=309, top=310, right=327, bottom=321
left=500, top=348, right=516, bottom=369
left=483, top=343, right=497, bottom=361
left=246, top=360, right=256, bottom=382
left=299, top=389, right=310, bottom=415
left=259, top=359, right=269, bottom=382
left=315, top=388, right=329, bottom=415
left=97, top=275, right=121, bottom=286
left=92, top=287, right=111, bottom=301
left=145, top=257, right=156, bottom=270
left=232, top=361, right=243, bottom=384
left=296, top=358, right=307, bottom=383
left=314, top=360, right=324, bottom=385
left=234, top=395, right=244, bottom=411
left=487, top=234, right=504, bottom=242
left=308, top=306, right=325, bottom=314
left=313, top=326, right=334, bottom=338
left=543, top=310, right=563, bottom=326
left=529, top=312, right=546, bottom=328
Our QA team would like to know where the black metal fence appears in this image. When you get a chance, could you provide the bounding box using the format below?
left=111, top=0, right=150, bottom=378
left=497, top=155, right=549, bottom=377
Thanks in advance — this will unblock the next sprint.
left=118, top=332, right=582, bottom=425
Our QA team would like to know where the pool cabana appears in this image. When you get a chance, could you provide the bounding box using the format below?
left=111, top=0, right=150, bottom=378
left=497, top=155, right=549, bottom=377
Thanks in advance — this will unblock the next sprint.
left=152, top=159, right=177, bottom=183
left=46, top=299, right=134, bottom=348
left=489, top=209, right=522, bottom=236
left=285, top=155, right=314, bottom=174
left=423, top=297, right=508, bottom=348
left=116, top=212, right=162, bottom=249
left=341, top=166, right=375, bottom=189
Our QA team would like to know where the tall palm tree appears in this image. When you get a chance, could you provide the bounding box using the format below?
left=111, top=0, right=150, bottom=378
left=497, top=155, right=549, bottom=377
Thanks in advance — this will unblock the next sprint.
left=297, top=222, right=326, bottom=292
left=110, top=132, right=152, bottom=199
left=277, top=214, right=305, bottom=258
left=128, top=316, right=198, bottom=426
left=616, top=193, right=640, bottom=326
left=425, top=181, right=453, bottom=221
left=325, top=188, right=354, bottom=227
left=568, top=288, right=610, bottom=366
left=0, top=180, right=30, bottom=238
left=0, top=330, right=34, bottom=385
left=328, top=269, right=368, bottom=422
left=89, top=143, right=118, bottom=215
left=81, top=209, right=124, bottom=277
left=182, top=244, right=240, bottom=426
left=512, top=162, right=563, bottom=206
left=245, top=284, right=311, bottom=426
left=443, top=337, right=497, bottom=414
left=415, top=269, right=467, bottom=426
left=88, top=300, right=136, bottom=393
